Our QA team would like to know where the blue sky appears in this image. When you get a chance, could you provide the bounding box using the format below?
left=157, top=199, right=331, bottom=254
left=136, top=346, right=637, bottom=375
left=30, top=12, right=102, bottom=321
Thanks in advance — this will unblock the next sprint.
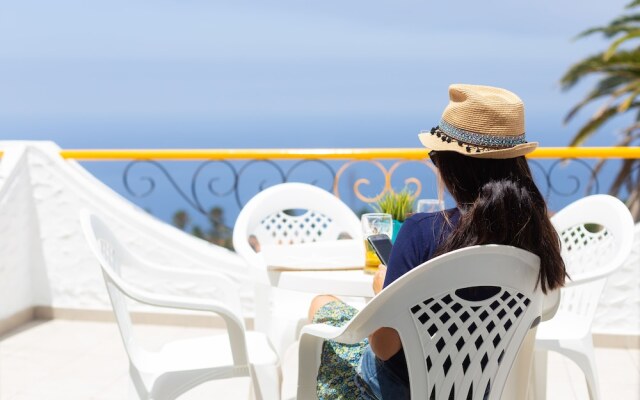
left=0, top=0, right=631, bottom=149
left=0, top=1, right=633, bottom=223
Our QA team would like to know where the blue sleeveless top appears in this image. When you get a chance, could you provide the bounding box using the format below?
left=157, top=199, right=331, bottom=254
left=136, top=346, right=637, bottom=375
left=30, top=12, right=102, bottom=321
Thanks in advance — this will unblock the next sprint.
left=384, top=208, right=461, bottom=288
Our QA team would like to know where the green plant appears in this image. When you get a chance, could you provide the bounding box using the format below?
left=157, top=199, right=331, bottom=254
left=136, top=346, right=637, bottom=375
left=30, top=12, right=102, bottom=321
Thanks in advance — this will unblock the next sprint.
left=372, top=188, right=416, bottom=222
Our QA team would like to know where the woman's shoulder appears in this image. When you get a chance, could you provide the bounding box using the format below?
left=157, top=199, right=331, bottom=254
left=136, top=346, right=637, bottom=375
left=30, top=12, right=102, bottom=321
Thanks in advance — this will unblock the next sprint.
left=405, top=207, right=459, bottom=227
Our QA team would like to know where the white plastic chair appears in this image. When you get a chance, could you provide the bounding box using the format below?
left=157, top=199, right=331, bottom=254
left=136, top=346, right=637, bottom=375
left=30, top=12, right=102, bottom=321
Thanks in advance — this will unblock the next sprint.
left=297, top=245, right=545, bottom=400
left=533, top=194, right=635, bottom=400
left=81, top=212, right=280, bottom=400
left=233, top=182, right=363, bottom=355
left=233, top=182, right=362, bottom=269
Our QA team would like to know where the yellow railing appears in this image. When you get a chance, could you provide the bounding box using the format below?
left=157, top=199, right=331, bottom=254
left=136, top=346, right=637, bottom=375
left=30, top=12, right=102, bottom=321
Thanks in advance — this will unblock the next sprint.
left=54, top=147, right=640, bottom=160
left=0, top=147, right=638, bottom=160
left=1, top=145, right=631, bottom=219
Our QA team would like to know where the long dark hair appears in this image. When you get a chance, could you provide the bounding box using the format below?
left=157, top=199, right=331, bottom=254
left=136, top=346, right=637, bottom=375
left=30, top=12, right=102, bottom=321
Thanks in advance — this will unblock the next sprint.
left=432, top=151, right=566, bottom=293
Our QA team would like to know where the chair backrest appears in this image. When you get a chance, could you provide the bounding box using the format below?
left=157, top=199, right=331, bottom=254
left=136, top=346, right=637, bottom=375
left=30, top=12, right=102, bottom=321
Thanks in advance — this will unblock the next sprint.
left=340, top=245, right=543, bottom=400
left=233, top=183, right=362, bottom=268
left=80, top=212, right=143, bottom=362
left=550, top=195, right=635, bottom=331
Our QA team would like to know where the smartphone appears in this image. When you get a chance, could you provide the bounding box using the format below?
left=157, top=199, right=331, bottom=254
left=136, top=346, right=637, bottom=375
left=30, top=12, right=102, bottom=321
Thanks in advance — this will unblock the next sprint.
left=366, top=234, right=393, bottom=266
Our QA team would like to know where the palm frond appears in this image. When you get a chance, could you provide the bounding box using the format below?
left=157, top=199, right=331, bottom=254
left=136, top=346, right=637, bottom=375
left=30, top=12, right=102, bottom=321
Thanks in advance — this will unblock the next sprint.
left=561, top=53, right=609, bottom=88
left=564, top=76, right=633, bottom=122
left=621, top=131, right=640, bottom=145
left=628, top=166, right=640, bottom=220
left=585, top=158, right=608, bottom=193
left=576, top=12, right=640, bottom=39
left=612, top=79, right=640, bottom=97
left=608, top=12, right=640, bottom=28
left=589, top=136, right=638, bottom=201
left=567, top=2, right=640, bottom=219
left=575, top=10, right=640, bottom=39
left=561, top=51, right=640, bottom=89
left=577, top=24, right=640, bottom=39
left=569, top=106, right=621, bottom=146
left=619, top=86, right=640, bottom=111
left=605, top=30, right=640, bottom=60
left=627, top=0, right=640, bottom=9
left=609, top=158, right=637, bottom=195
left=622, top=123, right=640, bottom=136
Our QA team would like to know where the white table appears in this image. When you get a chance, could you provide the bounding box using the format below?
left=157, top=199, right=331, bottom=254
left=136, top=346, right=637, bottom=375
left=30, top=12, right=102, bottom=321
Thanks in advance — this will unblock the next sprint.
left=260, top=240, right=375, bottom=298
left=268, top=269, right=374, bottom=298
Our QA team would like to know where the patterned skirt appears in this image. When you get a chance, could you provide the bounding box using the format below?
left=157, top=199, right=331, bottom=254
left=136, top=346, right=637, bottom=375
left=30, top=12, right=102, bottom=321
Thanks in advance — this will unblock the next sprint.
left=312, top=300, right=371, bottom=400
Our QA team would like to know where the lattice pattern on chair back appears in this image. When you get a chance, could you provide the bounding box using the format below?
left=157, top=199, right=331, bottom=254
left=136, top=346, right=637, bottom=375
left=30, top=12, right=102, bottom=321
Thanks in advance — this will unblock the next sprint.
left=410, top=287, right=533, bottom=400
left=233, top=183, right=362, bottom=264
left=560, top=224, right=614, bottom=275
left=251, top=209, right=343, bottom=247
left=558, top=223, right=615, bottom=317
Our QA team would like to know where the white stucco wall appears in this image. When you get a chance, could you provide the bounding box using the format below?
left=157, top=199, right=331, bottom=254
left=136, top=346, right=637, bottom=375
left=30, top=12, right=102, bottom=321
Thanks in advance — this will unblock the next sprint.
left=0, top=141, right=638, bottom=336
left=0, top=146, right=47, bottom=320
left=593, top=223, right=640, bottom=335
left=0, top=141, right=252, bottom=318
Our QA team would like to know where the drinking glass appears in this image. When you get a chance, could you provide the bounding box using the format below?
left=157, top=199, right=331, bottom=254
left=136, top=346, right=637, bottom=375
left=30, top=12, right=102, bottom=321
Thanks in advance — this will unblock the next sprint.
left=416, top=199, right=445, bottom=213
left=361, top=213, right=393, bottom=274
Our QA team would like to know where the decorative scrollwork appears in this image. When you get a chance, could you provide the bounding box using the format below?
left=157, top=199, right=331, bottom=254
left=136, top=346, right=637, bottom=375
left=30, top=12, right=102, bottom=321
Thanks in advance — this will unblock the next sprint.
left=528, top=158, right=601, bottom=208
left=545, top=159, right=599, bottom=198
left=528, top=159, right=552, bottom=199
left=333, top=159, right=442, bottom=204
left=235, top=160, right=286, bottom=208
left=124, top=159, right=340, bottom=217
left=387, top=160, right=443, bottom=202
left=334, top=160, right=389, bottom=203
left=122, top=156, right=610, bottom=220
left=285, top=159, right=336, bottom=189
left=191, top=160, right=238, bottom=214
left=123, top=160, right=203, bottom=212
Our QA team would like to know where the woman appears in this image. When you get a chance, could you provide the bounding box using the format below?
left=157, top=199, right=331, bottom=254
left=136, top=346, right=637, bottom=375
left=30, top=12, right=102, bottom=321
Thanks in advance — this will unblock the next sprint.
left=308, top=84, right=567, bottom=400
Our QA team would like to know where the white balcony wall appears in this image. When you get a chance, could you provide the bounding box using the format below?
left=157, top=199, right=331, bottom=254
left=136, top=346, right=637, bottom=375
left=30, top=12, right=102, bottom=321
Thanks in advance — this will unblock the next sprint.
left=0, top=146, right=48, bottom=321
left=0, top=141, right=638, bottom=336
left=593, top=223, right=640, bottom=335
left=0, top=141, right=251, bottom=322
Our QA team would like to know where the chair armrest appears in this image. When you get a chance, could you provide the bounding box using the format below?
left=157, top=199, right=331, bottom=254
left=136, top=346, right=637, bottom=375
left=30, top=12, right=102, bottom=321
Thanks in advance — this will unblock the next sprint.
left=113, top=278, right=251, bottom=366
left=297, top=324, right=346, bottom=400
left=297, top=322, right=366, bottom=400
left=541, top=289, right=560, bottom=322
left=136, top=258, right=237, bottom=287
left=563, top=269, right=613, bottom=287
left=299, top=323, right=347, bottom=340
left=117, top=278, right=245, bottom=327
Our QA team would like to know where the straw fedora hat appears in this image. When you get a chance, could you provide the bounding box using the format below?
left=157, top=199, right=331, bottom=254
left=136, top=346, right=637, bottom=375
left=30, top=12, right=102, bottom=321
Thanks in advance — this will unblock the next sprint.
left=418, top=84, right=538, bottom=159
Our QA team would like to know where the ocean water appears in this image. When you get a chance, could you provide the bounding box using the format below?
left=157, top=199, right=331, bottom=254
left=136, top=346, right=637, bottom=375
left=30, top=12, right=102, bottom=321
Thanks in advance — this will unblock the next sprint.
left=4, top=114, right=625, bottom=229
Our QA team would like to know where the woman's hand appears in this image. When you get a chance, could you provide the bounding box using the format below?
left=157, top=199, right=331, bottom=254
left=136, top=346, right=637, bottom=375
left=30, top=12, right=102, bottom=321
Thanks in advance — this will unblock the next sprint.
left=373, top=264, right=387, bottom=295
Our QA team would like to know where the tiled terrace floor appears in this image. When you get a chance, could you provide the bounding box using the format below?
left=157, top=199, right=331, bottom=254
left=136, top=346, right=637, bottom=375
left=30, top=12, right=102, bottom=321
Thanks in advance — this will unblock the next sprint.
left=1, top=319, right=638, bottom=399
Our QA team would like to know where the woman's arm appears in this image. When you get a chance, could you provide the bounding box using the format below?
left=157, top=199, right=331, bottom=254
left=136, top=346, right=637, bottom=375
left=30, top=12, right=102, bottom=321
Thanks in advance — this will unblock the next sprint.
left=368, top=217, right=427, bottom=361
left=369, top=264, right=403, bottom=360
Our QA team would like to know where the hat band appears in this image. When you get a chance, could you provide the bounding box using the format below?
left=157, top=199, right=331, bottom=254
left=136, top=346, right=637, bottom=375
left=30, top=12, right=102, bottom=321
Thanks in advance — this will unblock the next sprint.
left=439, top=120, right=526, bottom=148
